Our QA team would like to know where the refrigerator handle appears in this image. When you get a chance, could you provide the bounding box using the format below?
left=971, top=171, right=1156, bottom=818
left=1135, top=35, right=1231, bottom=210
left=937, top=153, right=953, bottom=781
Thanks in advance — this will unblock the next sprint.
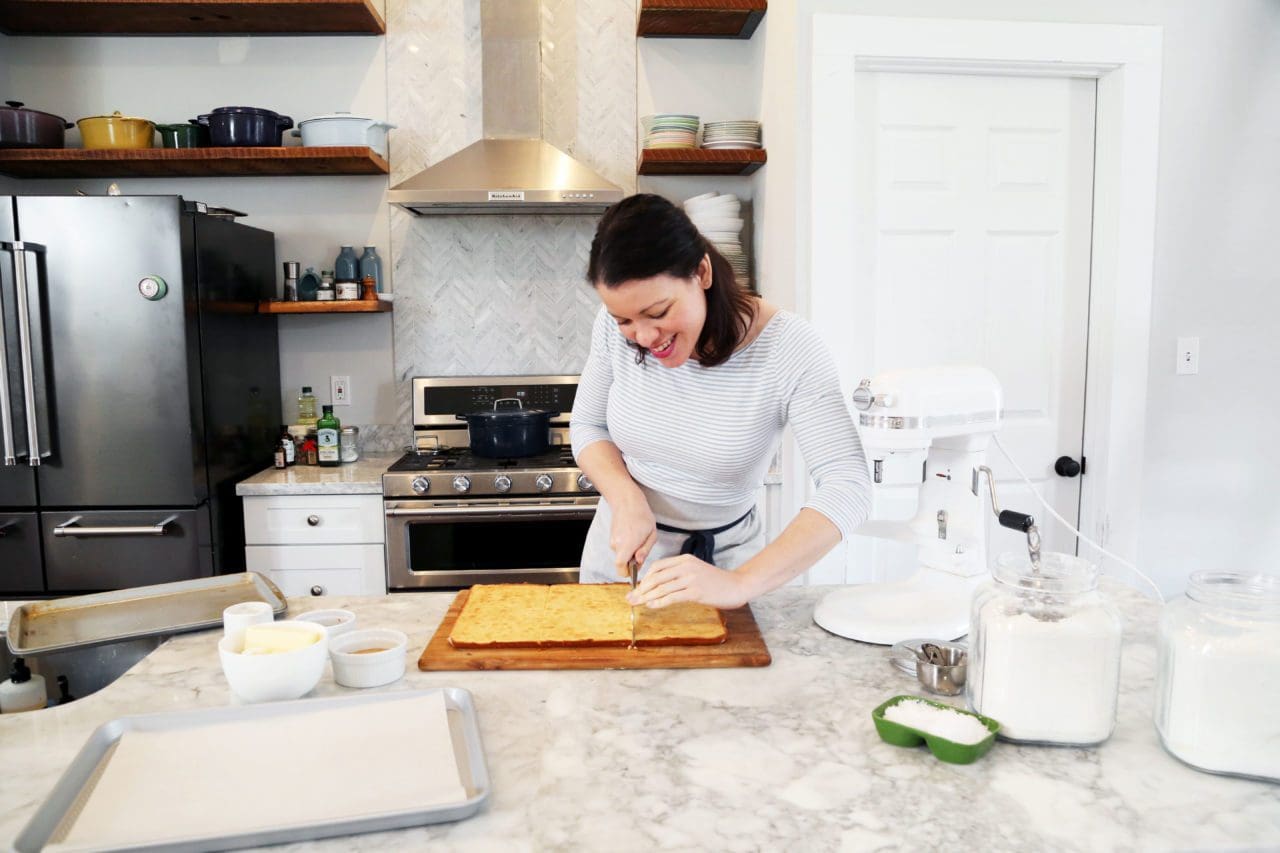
left=8, top=241, right=47, bottom=467
left=0, top=243, right=15, bottom=465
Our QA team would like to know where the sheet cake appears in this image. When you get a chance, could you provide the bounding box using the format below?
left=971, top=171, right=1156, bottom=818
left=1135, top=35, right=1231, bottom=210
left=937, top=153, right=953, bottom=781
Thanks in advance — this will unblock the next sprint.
left=448, top=583, right=727, bottom=649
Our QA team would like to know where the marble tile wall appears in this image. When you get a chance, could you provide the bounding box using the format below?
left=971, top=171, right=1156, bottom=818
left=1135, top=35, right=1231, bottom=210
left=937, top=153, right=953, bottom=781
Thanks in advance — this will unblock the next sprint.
left=380, top=0, right=637, bottom=442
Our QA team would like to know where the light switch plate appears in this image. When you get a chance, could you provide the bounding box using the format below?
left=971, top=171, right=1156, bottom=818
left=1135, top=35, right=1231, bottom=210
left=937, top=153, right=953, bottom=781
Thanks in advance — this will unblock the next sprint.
left=1176, top=337, right=1199, bottom=375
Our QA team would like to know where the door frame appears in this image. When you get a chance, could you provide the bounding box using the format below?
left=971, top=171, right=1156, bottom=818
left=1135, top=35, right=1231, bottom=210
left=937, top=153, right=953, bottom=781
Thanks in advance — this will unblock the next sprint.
left=803, top=16, right=1163, bottom=575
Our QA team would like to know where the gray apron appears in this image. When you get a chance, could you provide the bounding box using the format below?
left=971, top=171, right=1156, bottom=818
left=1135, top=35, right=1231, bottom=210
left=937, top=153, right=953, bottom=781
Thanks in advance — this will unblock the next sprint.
left=578, top=484, right=765, bottom=584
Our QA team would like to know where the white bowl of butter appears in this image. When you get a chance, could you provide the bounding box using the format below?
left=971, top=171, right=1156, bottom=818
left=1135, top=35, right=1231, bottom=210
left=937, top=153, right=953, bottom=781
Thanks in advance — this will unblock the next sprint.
left=218, top=620, right=328, bottom=703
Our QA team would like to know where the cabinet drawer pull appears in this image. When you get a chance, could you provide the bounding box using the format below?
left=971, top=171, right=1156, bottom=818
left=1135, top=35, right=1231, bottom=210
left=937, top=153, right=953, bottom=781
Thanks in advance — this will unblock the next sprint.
left=310, top=585, right=324, bottom=596
left=306, top=515, right=321, bottom=527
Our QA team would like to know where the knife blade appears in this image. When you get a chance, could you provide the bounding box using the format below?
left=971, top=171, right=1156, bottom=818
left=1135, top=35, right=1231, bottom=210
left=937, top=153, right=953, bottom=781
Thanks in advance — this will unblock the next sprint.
left=627, top=558, right=639, bottom=649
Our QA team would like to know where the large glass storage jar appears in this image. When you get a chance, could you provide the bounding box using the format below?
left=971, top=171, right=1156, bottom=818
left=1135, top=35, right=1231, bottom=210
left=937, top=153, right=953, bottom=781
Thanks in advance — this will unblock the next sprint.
left=1153, top=572, right=1280, bottom=782
left=967, top=552, right=1123, bottom=745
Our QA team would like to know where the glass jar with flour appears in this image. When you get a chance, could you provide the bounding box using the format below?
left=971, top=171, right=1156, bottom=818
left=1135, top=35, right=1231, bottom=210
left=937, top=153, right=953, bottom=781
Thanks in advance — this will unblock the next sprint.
left=1153, top=572, right=1280, bottom=782
left=966, top=552, right=1123, bottom=745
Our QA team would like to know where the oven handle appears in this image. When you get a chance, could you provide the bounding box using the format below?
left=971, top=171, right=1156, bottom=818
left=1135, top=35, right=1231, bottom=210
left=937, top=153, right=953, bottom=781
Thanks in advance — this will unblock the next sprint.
left=385, top=503, right=598, bottom=519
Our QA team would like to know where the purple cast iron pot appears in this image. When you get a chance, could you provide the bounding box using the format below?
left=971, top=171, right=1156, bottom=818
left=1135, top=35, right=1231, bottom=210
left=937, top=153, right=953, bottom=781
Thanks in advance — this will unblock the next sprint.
left=0, top=101, right=73, bottom=149
left=197, top=106, right=293, bottom=147
left=455, top=399, right=561, bottom=458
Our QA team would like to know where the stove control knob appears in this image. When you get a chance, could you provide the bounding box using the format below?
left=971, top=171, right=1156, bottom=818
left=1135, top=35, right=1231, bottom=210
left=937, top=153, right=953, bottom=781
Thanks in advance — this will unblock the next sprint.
left=534, top=473, right=554, bottom=493
left=411, top=476, right=430, bottom=494
left=576, top=474, right=593, bottom=491
left=452, top=475, right=472, bottom=494
left=494, top=475, right=513, bottom=493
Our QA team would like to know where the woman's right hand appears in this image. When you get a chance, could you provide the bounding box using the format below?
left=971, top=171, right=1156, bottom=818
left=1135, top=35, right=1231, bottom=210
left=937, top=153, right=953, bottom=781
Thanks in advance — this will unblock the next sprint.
left=609, top=493, right=658, bottom=578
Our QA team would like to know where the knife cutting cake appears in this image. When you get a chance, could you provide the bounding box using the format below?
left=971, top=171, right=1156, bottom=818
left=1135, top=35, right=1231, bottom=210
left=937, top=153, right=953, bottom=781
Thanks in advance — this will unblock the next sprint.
left=449, top=583, right=727, bottom=649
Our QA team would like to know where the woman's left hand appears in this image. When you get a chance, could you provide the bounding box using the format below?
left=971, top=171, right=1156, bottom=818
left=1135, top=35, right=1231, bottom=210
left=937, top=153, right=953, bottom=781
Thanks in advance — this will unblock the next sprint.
left=627, top=554, right=751, bottom=610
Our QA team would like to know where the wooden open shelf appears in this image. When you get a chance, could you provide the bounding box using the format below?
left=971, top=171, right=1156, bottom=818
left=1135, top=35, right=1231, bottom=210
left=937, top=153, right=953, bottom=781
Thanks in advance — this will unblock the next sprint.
left=638, top=147, right=766, bottom=176
left=637, top=0, right=766, bottom=39
left=0, top=146, right=389, bottom=179
left=0, top=0, right=385, bottom=35
left=259, top=299, right=391, bottom=314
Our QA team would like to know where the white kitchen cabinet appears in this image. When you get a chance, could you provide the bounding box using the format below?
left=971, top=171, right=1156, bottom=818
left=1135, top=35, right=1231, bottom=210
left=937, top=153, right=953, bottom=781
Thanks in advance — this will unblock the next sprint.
left=242, top=495, right=386, bottom=596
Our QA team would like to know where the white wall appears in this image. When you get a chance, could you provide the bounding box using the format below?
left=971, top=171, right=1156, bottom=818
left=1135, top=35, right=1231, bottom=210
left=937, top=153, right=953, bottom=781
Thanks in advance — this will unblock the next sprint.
left=0, top=33, right=396, bottom=429
left=770, top=0, right=1280, bottom=595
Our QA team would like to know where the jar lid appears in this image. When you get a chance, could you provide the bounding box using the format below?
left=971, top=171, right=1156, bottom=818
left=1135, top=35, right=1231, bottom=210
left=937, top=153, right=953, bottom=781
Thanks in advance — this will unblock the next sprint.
left=341, top=426, right=358, bottom=434
left=993, top=551, right=1099, bottom=596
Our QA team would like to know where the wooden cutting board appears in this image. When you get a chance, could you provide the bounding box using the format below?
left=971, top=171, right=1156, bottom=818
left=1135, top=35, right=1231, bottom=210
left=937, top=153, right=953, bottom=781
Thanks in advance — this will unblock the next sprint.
left=418, top=589, right=771, bottom=671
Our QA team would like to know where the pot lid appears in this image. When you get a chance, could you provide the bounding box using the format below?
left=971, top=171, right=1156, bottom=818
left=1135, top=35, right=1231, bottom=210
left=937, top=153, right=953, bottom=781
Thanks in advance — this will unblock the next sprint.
left=77, top=111, right=152, bottom=123
left=460, top=404, right=558, bottom=420
left=2, top=100, right=67, bottom=122
left=211, top=105, right=283, bottom=117
left=299, top=111, right=375, bottom=124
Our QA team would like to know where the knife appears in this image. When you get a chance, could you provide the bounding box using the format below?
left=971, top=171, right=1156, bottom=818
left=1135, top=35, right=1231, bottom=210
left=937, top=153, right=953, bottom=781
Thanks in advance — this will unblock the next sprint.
left=627, top=558, right=639, bottom=649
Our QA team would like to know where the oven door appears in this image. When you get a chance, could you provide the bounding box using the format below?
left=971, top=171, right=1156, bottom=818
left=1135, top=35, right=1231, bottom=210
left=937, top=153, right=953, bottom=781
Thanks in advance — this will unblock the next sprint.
left=384, top=496, right=598, bottom=590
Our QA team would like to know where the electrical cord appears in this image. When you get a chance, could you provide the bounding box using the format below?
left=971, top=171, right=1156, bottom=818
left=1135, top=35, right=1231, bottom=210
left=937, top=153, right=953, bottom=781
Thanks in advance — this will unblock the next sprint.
left=992, top=435, right=1164, bottom=603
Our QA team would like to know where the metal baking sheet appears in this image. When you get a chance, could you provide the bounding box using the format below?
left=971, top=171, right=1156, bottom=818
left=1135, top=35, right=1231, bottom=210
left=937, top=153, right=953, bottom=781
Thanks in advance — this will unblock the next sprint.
left=5, top=572, right=287, bottom=656
left=14, top=687, right=490, bottom=853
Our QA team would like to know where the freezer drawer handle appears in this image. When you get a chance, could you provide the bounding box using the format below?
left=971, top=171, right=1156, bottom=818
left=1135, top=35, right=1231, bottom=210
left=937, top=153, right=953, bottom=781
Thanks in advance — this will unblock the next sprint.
left=53, top=514, right=180, bottom=537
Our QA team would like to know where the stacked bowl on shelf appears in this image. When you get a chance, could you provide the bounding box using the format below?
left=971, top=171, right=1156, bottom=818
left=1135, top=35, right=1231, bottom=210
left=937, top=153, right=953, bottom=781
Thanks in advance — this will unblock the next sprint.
left=643, top=114, right=700, bottom=149
left=684, top=192, right=750, bottom=290
left=701, top=120, right=762, bottom=150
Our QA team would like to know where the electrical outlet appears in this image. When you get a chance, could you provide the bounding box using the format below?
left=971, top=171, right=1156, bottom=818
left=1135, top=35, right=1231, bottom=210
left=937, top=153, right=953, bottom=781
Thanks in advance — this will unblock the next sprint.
left=1176, top=337, right=1199, bottom=375
left=330, top=375, right=351, bottom=405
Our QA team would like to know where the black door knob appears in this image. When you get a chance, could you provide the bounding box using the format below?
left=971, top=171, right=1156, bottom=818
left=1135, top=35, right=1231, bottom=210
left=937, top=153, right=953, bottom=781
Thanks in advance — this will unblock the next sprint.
left=1054, top=456, right=1082, bottom=478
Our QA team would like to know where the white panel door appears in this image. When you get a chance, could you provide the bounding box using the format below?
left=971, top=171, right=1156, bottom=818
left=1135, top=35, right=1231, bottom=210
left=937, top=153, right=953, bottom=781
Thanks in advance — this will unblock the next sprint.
left=844, top=71, right=1096, bottom=582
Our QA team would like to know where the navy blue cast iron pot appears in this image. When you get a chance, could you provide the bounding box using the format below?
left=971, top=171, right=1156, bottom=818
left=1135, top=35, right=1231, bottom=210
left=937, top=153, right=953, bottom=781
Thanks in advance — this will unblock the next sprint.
left=198, top=106, right=293, bottom=147
left=455, top=399, right=560, bottom=458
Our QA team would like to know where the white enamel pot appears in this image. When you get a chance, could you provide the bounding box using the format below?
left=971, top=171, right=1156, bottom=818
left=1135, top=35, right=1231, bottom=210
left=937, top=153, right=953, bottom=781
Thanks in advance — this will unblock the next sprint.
left=291, top=112, right=396, bottom=158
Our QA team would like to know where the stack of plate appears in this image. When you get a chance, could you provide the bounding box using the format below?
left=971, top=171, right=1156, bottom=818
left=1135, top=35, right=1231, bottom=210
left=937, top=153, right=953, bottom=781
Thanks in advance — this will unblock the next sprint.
left=643, top=114, right=700, bottom=149
left=683, top=192, right=751, bottom=290
left=701, top=120, right=762, bottom=150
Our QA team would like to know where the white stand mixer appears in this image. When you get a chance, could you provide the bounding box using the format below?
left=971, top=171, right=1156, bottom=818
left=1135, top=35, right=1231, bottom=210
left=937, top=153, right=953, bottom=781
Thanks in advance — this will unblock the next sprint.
left=813, top=366, right=1005, bottom=645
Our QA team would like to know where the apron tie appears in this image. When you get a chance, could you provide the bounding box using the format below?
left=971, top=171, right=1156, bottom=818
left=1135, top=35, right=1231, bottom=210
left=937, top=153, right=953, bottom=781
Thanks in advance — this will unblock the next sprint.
left=656, top=509, right=753, bottom=565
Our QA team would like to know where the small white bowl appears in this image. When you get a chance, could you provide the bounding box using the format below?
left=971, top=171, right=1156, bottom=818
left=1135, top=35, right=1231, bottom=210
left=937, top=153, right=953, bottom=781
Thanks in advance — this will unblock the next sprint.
left=293, top=608, right=357, bottom=638
left=218, top=621, right=327, bottom=703
left=329, top=628, right=408, bottom=689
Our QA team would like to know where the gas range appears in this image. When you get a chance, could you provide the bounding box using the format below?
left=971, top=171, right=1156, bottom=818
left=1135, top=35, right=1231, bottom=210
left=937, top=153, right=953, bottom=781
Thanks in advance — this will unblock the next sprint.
left=383, top=375, right=599, bottom=591
left=382, top=444, right=595, bottom=498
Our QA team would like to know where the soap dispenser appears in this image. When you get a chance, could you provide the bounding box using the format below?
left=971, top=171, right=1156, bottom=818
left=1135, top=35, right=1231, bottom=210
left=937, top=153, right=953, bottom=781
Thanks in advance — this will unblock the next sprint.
left=0, top=657, right=47, bottom=713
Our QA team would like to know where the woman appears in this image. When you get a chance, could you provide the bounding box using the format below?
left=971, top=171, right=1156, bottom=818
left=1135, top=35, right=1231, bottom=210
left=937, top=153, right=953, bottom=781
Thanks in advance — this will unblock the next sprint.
left=571, top=194, right=872, bottom=610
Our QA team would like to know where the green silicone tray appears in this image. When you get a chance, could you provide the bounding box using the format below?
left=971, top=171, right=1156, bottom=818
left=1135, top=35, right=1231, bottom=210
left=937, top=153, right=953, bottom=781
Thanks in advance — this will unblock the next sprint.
left=872, top=695, right=1001, bottom=764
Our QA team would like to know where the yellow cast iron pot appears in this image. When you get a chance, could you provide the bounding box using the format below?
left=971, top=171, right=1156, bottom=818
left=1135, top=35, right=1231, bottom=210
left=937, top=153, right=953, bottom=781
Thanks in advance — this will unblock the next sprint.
left=77, top=111, right=155, bottom=149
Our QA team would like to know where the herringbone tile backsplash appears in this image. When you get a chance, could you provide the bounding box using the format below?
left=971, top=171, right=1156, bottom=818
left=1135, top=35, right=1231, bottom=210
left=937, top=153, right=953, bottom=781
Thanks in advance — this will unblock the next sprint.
left=384, top=0, right=637, bottom=430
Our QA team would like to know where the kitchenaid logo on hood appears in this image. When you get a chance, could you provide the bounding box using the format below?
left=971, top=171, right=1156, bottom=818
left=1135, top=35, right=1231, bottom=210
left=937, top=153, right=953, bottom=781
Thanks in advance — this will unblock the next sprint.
left=488, top=191, right=525, bottom=202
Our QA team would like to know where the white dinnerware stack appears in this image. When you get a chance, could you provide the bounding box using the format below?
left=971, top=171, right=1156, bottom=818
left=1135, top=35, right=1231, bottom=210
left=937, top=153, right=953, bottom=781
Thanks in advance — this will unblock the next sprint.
left=701, top=120, right=762, bottom=149
left=684, top=192, right=751, bottom=290
left=643, top=114, right=700, bottom=149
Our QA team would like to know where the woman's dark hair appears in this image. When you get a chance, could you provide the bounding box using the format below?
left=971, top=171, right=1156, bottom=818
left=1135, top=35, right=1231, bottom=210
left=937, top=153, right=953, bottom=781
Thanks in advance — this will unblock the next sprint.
left=587, top=193, right=757, bottom=367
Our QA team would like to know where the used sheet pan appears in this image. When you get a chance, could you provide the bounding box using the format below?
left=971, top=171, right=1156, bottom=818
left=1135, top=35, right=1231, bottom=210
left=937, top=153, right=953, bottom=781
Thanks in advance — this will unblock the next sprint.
left=14, top=687, right=489, bottom=852
left=5, top=572, right=287, bottom=656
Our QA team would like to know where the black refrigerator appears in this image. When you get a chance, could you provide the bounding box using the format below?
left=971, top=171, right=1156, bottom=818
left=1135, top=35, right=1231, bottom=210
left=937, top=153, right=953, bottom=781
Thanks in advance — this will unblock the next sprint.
left=0, top=195, right=281, bottom=596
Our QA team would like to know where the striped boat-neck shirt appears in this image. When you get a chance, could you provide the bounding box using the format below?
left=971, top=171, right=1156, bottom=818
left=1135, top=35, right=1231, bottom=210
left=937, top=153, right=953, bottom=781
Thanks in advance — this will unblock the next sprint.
left=570, top=307, right=872, bottom=538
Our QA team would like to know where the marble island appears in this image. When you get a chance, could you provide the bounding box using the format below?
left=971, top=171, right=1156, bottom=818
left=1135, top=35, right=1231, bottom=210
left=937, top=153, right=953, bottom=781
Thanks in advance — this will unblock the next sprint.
left=2, top=586, right=1276, bottom=851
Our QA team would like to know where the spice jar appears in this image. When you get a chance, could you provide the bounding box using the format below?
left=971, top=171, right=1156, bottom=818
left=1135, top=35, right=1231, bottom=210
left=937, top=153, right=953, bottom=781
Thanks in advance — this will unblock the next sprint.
left=340, top=426, right=360, bottom=463
left=966, top=552, right=1123, bottom=745
left=1154, top=572, right=1280, bottom=782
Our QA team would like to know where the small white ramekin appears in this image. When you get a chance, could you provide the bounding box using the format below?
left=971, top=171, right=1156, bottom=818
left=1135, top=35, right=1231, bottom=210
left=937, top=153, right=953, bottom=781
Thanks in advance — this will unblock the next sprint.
left=292, top=608, right=357, bottom=639
left=328, top=628, right=408, bottom=689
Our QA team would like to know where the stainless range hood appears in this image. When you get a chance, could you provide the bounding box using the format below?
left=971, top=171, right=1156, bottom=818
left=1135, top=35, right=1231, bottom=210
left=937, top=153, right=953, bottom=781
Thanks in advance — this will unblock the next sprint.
left=389, top=0, right=624, bottom=216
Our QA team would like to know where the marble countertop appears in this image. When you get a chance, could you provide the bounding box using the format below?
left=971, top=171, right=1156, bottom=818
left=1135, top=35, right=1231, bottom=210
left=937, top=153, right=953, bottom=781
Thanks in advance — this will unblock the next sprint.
left=235, top=453, right=399, bottom=496
left=2, top=585, right=1277, bottom=851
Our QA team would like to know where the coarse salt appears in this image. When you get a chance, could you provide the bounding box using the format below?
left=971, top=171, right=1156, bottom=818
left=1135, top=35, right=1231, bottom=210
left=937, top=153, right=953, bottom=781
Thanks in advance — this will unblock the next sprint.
left=883, top=698, right=991, bottom=745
